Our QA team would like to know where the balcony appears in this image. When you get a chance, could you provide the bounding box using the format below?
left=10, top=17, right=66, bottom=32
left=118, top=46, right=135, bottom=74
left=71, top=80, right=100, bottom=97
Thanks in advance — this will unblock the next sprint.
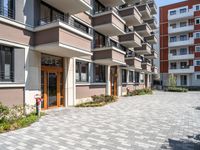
left=144, top=17, right=158, bottom=30
left=118, top=31, right=142, bottom=48
left=142, top=62, right=152, bottom=73
left=144, top=50, right=158, bottom=59
left=136, top=4, right=152, bottom=20
left=169, top=66, right=194, bottom=74
left=168, top=9, right=194, bottom=21
left=42, top=0, right=91, bottom=15
left=168, top=53, right=194, bottom=60
left=151, top=66, right=158, bottom=74
left=124, top=0, right=142, bottom=4
left=119, top=5, right=142, bottom=26
left=92, top=45, right=126, bottom=66
left=148, top=2, right=157, bottom=15
left=98, top=0, right=125, bottom=7
left=134, top=23, right=152, bottom=37
left=144, top=34, right=157, bottom=44
left=168, top=25, right=194, bottom=34
left=125, top=56, right=142, bottom=70
left=169, top=38, right=194, bottom=47
left=93, top=9, right=125, bottom=36
left=34, top=18, right=92, bottom=57
left=134, top=43, right=151, bottom=54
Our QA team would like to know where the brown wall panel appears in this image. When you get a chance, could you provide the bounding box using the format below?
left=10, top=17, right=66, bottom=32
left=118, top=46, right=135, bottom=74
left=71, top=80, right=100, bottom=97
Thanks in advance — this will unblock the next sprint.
left=0, top=88, right=24, bottom=107
left=160, top=61, right=168, bottom=73
left=195, top=66, right=200, bottom=71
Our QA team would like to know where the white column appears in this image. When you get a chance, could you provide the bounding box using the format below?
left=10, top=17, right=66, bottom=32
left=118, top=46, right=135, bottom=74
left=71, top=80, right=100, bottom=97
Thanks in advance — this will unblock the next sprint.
left=127, top=69, right=129, bottom=84
left=117, top=66, right=122, bottom=97
left=64, top=57, right=76, bottom=106
left=106, top=65, right=111, bottom=95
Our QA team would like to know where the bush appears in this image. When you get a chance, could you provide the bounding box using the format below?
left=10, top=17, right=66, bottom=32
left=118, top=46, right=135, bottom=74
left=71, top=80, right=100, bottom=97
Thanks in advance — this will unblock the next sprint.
left=0, top=103, right=9, bottom=123
left=127, top=88, right=153, bottom=96
left=76, top=95, right=118, bottom=107
left=167, top=87, right=188, bottom=92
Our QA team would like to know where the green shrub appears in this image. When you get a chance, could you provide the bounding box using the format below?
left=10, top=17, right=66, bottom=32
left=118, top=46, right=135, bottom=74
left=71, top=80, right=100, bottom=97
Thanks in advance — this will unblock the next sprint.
left=167, top=87, right=188, bottom=92
left=127, top=88, right=153, bottom=96
left=0, top=103, right=9, bottom=123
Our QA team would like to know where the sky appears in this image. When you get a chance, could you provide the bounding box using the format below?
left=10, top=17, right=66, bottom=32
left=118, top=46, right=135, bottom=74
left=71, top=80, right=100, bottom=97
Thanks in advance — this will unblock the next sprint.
left=155, top=0, right=185, bottom=21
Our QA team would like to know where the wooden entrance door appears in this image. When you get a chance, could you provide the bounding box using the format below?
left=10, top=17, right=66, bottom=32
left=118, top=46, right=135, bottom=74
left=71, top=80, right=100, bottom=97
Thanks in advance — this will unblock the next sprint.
left=110, top=66, right=118, bottom=96
left=41, top=67, right=64, bottom=109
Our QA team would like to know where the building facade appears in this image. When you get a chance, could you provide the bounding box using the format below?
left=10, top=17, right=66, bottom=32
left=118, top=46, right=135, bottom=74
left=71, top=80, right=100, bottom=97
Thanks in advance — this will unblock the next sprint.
left=0, top=0, right=158, bottom=109
left=160, top=0, right=200, bottom=88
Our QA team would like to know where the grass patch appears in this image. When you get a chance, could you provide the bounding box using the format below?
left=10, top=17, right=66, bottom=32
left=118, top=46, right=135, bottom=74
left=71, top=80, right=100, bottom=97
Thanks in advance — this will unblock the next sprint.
left=125, top=88, right=153, bottom=97
left=0, top=113, right=44, bottom=133
left=166, top=87, right=188, bottom=92
left=76, top=95, right=118, bottom=107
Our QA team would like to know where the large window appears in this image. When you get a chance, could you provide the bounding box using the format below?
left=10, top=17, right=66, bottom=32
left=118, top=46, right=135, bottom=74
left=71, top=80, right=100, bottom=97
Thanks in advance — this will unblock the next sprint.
left=196, top=18, right=200, bottom=25
left=76, top=61, right=89, bottom=82
left=93, top=64, right=105, bottom=83
left=180, top=48, right=187, bottom=55
left=170, top=36, right=176, bottom=42
left=0, top=45, right=14, bottom=82
left=180, top=8, right=187, bottom=14
left=94, top=31, right=105, bottom=48
left=135, top=72, right=140, bottom=83
left=0, top=0, right=15, bottom=19
left=196, top=60, right=200, bottom=66
left=180, top=35, right=187, bottom=41
left=170, top=10, right=176, bottom=15
left=122, top=69, right=127, bottom=83
left=195, top=46, right=200, bottom=52
left=129, top=71, right=134, bottom=82
left=94, top=0, right=105, bottom=14
left=74, top=20, right=89, bottom=34
left=195, top=32, right=200, bottom=39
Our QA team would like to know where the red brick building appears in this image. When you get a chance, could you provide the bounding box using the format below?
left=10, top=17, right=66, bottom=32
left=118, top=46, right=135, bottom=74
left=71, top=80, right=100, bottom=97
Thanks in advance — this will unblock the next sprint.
left=160, top=0, right=200, bottom=87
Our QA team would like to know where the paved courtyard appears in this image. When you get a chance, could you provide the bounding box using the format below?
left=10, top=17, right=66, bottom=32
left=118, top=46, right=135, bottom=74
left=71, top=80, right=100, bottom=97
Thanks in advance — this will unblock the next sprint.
left=0, top=91, right=200, bottom=150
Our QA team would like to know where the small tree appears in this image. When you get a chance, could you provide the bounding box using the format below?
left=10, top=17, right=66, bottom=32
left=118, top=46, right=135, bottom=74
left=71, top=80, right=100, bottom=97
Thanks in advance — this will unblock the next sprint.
left=168, top=74, right=177, bottom=87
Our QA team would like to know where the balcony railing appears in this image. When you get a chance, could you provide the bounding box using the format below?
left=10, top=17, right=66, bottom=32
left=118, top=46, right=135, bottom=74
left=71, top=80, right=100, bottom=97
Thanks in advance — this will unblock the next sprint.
left=38, top=15, right=92, bottom=35
left=168, top=24, right=194, bottom=34
left=0, top=71, right=14, bottom=82
left=0, top=6, right=15, bottom=19
left=169, top=37, right=194, bottom=47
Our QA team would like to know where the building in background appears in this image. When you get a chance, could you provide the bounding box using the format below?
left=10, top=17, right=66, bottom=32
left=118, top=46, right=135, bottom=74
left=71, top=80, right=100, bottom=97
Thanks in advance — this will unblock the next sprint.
left=0, top=0, right=158, bottom=109
left=160, top=0, right=200, bottom=88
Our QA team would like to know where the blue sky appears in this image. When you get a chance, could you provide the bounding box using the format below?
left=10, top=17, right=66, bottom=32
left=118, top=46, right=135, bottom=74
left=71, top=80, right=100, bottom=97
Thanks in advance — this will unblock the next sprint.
left=155, top=0, right=184, bottom=7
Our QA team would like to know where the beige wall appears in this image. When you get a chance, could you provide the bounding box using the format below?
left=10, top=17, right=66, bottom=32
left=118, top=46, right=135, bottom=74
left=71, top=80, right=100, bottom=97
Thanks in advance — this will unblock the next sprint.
left=74, top=13, right=92, bottom=25
left=76, top=85, right=106, bottom=99
left=0, top=88, right=24, bottom=107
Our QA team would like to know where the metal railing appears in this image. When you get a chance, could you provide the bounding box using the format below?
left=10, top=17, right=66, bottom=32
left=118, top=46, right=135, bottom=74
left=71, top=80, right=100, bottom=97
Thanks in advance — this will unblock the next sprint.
left=0, top=71, right=14, bottom=82
left=39, top=15, right=92, bottom=35
left=0, top=6, right=15, bottom=19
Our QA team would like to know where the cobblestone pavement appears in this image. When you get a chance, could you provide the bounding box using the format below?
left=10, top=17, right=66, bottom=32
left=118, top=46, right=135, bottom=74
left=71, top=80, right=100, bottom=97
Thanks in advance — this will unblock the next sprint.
left=0, top=91, right=200, bottom=150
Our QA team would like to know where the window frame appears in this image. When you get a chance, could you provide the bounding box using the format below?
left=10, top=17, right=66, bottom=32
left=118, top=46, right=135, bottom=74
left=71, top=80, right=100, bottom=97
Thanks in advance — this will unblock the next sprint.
left=180, top=8, right=187, bottom=14
left=170, top=10, right=176, bottom=16
left=93, top=64, right=106, bottom=83
left=195, top=46, right=200, bottom=52
left=195, top=18, right=200, bottom=25
left=76, top=60, right=89, bottom=83
left=122, top=69, right=127, bottom=83
left=196, top=60, right=200, bottom=66
left=0, top=45, right=14, bottom=82
left=129, top=71, right=134, bottom=83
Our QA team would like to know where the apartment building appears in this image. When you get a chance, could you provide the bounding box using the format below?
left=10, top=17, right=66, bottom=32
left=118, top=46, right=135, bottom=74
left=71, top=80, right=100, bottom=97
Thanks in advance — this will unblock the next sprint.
left=0, top=0, right=158, bottom=109
left=160, top=0, right=200, bottom=88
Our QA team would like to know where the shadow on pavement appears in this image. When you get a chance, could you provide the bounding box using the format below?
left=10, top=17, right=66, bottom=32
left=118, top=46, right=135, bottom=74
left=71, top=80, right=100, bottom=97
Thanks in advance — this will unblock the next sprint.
left=161, top=135, right=200, bottom=150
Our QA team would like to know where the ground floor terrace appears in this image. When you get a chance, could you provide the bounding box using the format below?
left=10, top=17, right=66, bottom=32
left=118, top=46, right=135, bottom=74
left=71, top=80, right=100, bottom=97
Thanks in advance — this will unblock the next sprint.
left=0, top=46, right=153, bottom=109
left=0, top=91, right=200, bottom=150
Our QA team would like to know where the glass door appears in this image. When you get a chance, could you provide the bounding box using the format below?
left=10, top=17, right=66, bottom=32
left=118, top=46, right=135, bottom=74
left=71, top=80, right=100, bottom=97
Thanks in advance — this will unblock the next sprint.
left=48, top=72, right=57, bottom=107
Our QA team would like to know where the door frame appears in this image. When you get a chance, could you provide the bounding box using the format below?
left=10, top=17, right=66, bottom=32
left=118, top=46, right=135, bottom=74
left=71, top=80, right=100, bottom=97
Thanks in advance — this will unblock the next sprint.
left=41, top=66, right=64, bottom=109
left=110, top=66, right=118, bottom=96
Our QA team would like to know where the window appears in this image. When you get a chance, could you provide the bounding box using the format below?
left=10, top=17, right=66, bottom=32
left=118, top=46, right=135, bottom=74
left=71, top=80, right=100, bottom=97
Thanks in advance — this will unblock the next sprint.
left=74, top=20, right=89, bottom=34
left=195, top=32, right=200, bottom=39
left=76, top=61, right=89, bottom=82
left=180, top=22, right=187, bottom=27
left=195, top=46, right=200, bottom=52
left=195, top=5, right=200, bottom=11
left=94, top=0, right=105, bottom=14
left=180, top=48, right=187, bottom=55
left=170, top=63, right=177, bottom=69
left=129, top=71, right=134, bottom=82
left=170, top=24, right=176, bottom=29
left=0, top=45, right=14, bottom=82
left=196, top=60, right=200, bottom=66
left=180, top=62, right=188, bottom=69
left=122, top=69, right=127, bottom=83
left=180, top=8, right=187, bottom=14
left=196, top=74, right=200, bottom=80
left=93, top=64, right=105, bottom=83
left=196, top=18, right=200, bottom=25
left=135, top=72, right=140, bottom=83
left=170, top=10, right=176, bottom=15
left=180, top=35, right=187, bottom=41
left=0, top=0, right=15, bottom=19
left=170, top=49, right=177, bottom=55
left=94, top=31, right=105, bottom=48
left=170, top=36, right=176, bottom=42
left=180, top=75, right=187, bottom=86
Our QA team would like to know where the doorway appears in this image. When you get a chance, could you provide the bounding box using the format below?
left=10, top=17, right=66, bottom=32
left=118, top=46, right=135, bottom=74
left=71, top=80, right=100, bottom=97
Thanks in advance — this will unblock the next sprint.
left=41, top=54, right=64, bottom=109
left=110, top=66, right=118, bottom=96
